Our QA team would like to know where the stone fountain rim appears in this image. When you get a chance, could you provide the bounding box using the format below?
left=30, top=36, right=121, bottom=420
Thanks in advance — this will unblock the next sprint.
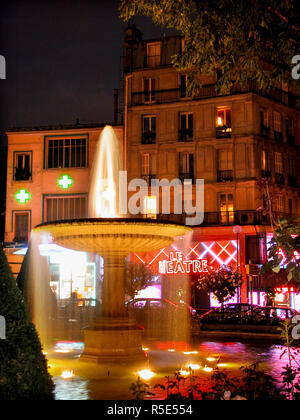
left=34, top=217, right=193, bottom=231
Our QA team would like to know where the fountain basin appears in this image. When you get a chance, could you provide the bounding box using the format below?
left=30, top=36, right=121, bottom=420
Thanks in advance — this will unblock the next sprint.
left=34, top=218, right=192, bottom=255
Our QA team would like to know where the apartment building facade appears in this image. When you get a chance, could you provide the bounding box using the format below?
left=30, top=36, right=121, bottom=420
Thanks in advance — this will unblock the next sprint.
left=4, top=122, right=123, bottom=301
left=124, top=25, right=300, bottom=310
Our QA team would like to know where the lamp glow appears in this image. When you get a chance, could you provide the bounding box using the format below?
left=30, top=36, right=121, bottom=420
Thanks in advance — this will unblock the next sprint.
left=138, top=369, right=155, bottom=380
left=61, top=370, right=74, bottom=379
left=186, top=363, right=201, bottom=371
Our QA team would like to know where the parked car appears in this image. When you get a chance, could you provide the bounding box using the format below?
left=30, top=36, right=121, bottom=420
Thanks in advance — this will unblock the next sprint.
left=251, top=306, right=299, bottom=323
left=199, top=303, right=259, bottom=324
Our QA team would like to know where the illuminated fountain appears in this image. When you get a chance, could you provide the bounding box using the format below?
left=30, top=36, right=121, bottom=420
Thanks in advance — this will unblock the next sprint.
left=34, top=126, right=192, bottom=363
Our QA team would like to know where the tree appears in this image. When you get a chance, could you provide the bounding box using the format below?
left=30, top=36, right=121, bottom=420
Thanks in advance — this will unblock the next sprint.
left=124, top=261, right=154, bottom=300
left=0, top=245, right=54, bottom=400
left=196, top=265, right=243, bottom=308
left=261, top=219, right=300, bottom=283
left=119, top=0, right=299, bottom=97
left=258, top=178, right=300, bottom=283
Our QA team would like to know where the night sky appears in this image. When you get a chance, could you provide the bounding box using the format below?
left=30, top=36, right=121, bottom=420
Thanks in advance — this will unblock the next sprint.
left=0, top=0, right=176, bottom=146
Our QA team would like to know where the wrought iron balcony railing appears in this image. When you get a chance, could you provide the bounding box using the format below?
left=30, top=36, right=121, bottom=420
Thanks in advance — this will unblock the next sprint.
left=261, top=170, right=271, bottom=179
left=142, top=131, right=156, bottom=144
left=142, top=174, right=157, bottom=185
left=275, top=173, right=285, bottom=185
left=217, top=170, right=233, bottom=182
left=131, top=83, right=296, bottom=108
left=178, top=172, right=195, bottom=184
left=14, top=168, right=31, bottom=181
left=216, top=126, right=232, bottom=139
left=274, top=131, right=283, bottom=142
left=125, top=210, right=298, bottom=227
left=178, top=129, right=193, bottom=142
left=260, top=125, right=270, bottom=139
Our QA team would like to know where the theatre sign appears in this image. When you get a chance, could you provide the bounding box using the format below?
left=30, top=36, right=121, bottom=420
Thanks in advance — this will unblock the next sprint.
left=158, top=252, right=208, bottom=275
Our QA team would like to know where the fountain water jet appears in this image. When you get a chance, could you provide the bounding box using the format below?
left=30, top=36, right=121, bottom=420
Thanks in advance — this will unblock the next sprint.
left=34, top=125, right=192, bottom=363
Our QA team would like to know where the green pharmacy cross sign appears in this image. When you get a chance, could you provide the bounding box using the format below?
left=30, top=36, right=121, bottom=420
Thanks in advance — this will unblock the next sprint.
left=16, top=189, right=30, bottom=204
left=58, top=175, right=73, bottom=190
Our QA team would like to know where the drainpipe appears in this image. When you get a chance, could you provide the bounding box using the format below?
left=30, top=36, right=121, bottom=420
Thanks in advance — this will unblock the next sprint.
left=124, top=74, right=133, bottom=171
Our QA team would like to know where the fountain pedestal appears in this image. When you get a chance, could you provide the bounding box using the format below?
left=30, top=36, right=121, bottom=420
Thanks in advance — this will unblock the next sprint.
left=81, top=253, right=145, bottom=363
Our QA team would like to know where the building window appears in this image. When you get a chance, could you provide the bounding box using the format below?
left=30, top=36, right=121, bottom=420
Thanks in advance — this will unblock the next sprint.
left=142, top=116, right=156, bottom=144
left=260, top=109, right=270, bottom=138
left=46, top=136, right=87, bottom=169
left=14, top=212, right=29, bottom=242
left=45, top=195, right=87, bottom=222
left=146, top=42, right=161, bottom=67
left=261, top=150, right=272, bottom=178
left=216, top=108, right=232, bottom=138
left=14, top=152, right=32, bottom=181
left=180, top=74, right=187, bottom=98
left=217, top=149, right=233, bottom=182
left=179, top=152, right=194, bottom=183
left=273, top=111, right=283, bottom=141
left=144, top=78, right=156, bottom=103
left=286, top=118, right=295, bottom=144
left=219, top=193, right=234, bottom=224
left=142, top=154, right=156, bottom=184
left=275, top=152, right=284, bottom=185
left=143, top=196, right=157, bottom=219
left=272, top=196, right=284, bottom=214
left=288, top=158, right=297, bottom=187
left=179, top=113, right=193, bottom=142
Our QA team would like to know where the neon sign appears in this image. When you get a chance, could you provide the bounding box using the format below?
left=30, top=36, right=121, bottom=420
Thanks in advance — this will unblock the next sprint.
left=275, top=287, right=296, bottom=294
left=58, top=175, right=73, bottom=190
left=16, top=189, right=30, bottom=204
left=159, top=251, right=208, bottom=275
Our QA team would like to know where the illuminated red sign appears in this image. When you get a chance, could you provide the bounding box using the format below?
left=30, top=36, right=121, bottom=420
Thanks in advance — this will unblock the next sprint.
left=275, top=287, right=296, bottom=294
left=158, top=252, right=208, bottom=275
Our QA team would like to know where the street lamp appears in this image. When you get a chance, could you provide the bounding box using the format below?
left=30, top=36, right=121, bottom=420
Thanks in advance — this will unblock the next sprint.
left=233, top=225, right=242, bottom=267
left=233, top=225, right=243, bottom=303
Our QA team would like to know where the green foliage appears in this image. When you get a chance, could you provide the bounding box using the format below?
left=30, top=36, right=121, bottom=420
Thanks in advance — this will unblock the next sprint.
left=124, top=261, right=154, bottom=299
left=119, top=0, right=299, bottom=97
left=279, top=320, right=300, bottom=400
left=196, top=265, right=243, bottom=306
left=130, top=376, right=153, bottom=399
left=261, top=219, right=300, bottom=283
left=0, top=246, right=54, bottom=400
left=152, top=363, right=281, bottom=400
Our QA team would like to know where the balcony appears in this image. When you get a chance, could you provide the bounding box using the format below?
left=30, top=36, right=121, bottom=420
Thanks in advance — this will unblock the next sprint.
left=260, top=125, right=270, bottom=139
left=131, top=83, right=297, bottom=108
left=131, top=85, right=216, bottom=106
left=275, top=173, right=285, bottom=185
left=216, top=126, right=232, bottom=139
left=142, top=131, right=156, bottom=145
left=274, top=131, right=283, bottom=142
left=288, top=175, right=297, bottom=187
left=217, top=170, right=233, bottom=182
left=178, top=129, right=193, bottom=142
left=142, top=174, right=157, bottom=185
left=124, top=210, right=298, bottom=227
left=179, top=172, right=194, bottom=184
